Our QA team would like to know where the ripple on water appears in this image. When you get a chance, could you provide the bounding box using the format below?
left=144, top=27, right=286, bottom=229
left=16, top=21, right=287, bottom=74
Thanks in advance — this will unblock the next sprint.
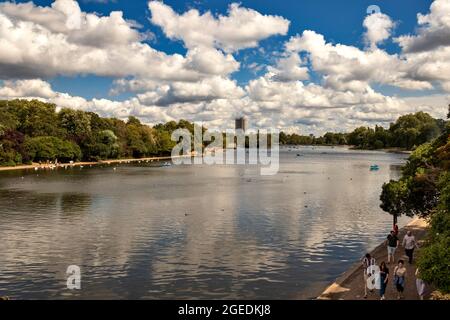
left=0, top=149, right=410, bottom=299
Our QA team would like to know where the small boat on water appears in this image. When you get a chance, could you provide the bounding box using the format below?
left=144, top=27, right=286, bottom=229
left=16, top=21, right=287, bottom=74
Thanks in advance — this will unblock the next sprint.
left=370, top=164, right=380, bottom=171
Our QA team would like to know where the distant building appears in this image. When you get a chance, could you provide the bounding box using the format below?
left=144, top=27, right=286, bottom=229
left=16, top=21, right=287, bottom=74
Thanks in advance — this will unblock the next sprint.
left=235, top=117, right=248, bottom=132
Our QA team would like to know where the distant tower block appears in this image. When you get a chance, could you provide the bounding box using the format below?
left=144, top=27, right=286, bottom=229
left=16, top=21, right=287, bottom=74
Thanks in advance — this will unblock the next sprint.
left=235, top=117, right=248, bottom=132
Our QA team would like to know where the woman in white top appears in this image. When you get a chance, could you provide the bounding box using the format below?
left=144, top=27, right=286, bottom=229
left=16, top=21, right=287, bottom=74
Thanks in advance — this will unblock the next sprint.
left=362, top=253, right=376, bottom=298
left=394, top=259, right=407, bottom=299
left=415, top=268, right=426, bottom=300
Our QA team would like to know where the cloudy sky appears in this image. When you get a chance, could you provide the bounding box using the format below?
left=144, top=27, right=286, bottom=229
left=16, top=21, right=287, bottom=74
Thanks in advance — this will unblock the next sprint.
left=0, top=0, right=449, bottom=134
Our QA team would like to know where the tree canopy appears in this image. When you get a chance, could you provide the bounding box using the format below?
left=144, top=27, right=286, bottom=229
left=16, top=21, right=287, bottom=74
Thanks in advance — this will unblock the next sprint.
left=0, top=99, right=447, bottom=166
left=0, top=99, right=195, bottom=166
left=281, top=111, right=444, bottom=150
left=380, top=112, right=450, bottom=293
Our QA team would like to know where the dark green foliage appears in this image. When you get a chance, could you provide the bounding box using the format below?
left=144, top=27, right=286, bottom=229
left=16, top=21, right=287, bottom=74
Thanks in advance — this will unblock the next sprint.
left=380, top=179, right=409, bottom=217
left=0, top=129, right=29, bottom=165
left=24, top=136, right=82, bottom=162
left=2, top=100, right=61, bottom=137
left=347, top=126, right=374, bottom=148
left=389, top=112, right=441, bottom=150
left=280, top=133, right=315, bottom=145
left=155, top=130, right=176, bottom=154
left=417, top=229, right=450, bottom=293
left=58, top=108, right=92, bottom=144
left=323, top=132, right=347, bottom=145
left=281, top=111, right=445, bottom=151
left=87, top=130, right=119, bottom=161
left=0, top=99, right=196, bottom=165
left=380, top=120, right=450, bottom=293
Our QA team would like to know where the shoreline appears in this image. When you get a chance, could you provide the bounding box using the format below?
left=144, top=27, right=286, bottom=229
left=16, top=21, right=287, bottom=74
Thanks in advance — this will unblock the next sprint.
left=281, top=144, right=412, bottom=154
left=0, top=146, right=410, bottom=172
left=317, top=217, right=429, bottom=300
left=0, top=154, right=193, bottom=172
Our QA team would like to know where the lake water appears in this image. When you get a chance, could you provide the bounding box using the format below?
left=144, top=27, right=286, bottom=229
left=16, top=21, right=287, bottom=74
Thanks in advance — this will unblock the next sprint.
left=0, top=146, right=410, bottom=299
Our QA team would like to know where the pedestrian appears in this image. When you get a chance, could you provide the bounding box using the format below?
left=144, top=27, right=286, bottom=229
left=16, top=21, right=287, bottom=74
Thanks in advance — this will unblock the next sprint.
left=393, top=223, right=399, bottom=236
left=402, top=231, right=418, bottom=264
left=379, top=261, right=389, bottom=300
left=385, top=230, right=399, bottom=264
left=394, top=259, right=407, bottom=299
left=362, top=253, right=376, bottom=298
left=415, top=268, right=426, bottom=300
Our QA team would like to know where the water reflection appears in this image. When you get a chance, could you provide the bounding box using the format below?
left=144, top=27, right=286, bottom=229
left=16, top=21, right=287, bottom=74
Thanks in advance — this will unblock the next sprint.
left=59, top=193, right=92, bottom=217
left=0, top=147, right=410, bottom=299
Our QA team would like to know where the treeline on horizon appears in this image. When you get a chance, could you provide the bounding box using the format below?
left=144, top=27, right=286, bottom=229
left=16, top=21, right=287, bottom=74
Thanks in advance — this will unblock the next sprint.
left=0, top=99, right=447, bottom=166
left=0, top=99, right=184, bottom=166
left=281, top=111, right=447, bottom=150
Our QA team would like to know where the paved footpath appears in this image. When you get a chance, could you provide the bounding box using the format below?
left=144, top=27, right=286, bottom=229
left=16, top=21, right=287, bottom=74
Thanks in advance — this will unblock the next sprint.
left=318, top=219, right=430, bottom=300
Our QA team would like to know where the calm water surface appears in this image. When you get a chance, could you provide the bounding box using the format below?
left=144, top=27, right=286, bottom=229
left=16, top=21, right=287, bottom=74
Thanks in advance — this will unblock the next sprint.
left=0, top=146, right=410, bottom=299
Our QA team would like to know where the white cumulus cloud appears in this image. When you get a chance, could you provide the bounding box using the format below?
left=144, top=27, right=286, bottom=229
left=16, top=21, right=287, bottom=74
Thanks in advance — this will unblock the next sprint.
left=0, top=0, right=449, bottom=135
left=148, top=1, right=289, bottom=52
left=363, top=12, right=395, bottom=49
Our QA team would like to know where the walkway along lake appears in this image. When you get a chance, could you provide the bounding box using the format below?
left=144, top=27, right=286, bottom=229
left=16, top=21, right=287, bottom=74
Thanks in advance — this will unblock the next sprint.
left=0, top=146, right=411, bottom=299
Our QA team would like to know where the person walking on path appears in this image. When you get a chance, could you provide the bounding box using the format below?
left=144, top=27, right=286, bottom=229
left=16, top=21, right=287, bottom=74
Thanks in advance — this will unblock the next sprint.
left=362, top=253, right=376, bottom=298
left=385, top=230, right=399, bottom=264
left=415, top=268, right=426, bottom=300
left=402, top=231, right=419, bottom=264
left=393, top=223, right=399, bottom=236
left=394, top=260, right=407, bottom=299
left=379, top=261, right=389, bottom=300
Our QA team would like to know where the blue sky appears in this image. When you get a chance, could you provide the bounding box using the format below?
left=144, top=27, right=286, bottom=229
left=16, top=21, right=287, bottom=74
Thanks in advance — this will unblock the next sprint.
left=0, top=0, right=448, bottom=133
left=12, top=0, right=434, bottom=100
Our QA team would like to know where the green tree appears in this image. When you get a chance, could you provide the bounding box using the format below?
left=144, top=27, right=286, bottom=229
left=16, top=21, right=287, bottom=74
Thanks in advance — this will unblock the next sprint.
left=7, top=100, right=60, bottom=137
left=380, top=179, right=409, bottom=224
left=88, top=130, right=119, bottom=160
left=0, top=102, right=19, bottom=131
left=0, top=100, right=199, bottom=164
left=58, top=108, right=92, bottom=144
left=156, top=130, right=176, bottom=154
left=380, top=120, right=450, bottom=293
left=347, top=126, right=374, bottom=148
left=25, top=136, right=81, bottom=162
left=389, top=112, right=441, bottom=150
left=0, top=131, right=25, bottom=167
left=417, top=171, right=450, bottom=293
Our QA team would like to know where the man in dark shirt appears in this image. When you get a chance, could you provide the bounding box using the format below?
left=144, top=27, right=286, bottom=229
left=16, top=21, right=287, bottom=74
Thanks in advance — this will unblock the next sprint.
left=385, top=230, right=399, bottom=264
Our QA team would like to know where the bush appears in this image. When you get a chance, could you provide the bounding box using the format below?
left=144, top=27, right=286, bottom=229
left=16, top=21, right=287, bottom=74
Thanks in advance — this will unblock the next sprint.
left=24, top=136, right=82, bottom=162
left=0, top=149, right=18, bottom=167
left=417, top=234, right=450, bottom=294
left=373, top=140, right=384, bottom=149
